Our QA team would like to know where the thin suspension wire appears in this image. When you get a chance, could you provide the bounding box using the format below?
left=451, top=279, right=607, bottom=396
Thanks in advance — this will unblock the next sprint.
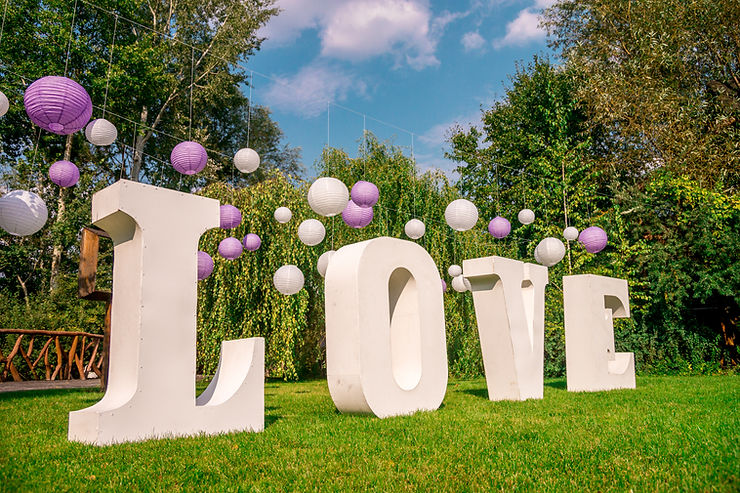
left=102, top=14, right=118, bottom=118
left=0, top=0, right=10, bottom=48
left=326, top=101, right=330, bottom=148
left=246, top=70, right=253, bottom=148
left=188, top=46, right=194, bottom=141
left=63, top=0, right=78, bottom=77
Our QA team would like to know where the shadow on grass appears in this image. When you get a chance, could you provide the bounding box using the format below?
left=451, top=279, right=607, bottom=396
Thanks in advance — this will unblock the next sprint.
left=0, top=387, right=101, bottom=402
left=462, top=387, right=489, bottom=400
left=544, top=379, right=567, bottom=390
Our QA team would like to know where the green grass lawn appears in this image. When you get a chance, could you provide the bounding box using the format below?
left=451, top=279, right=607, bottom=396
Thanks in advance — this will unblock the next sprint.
left=0, top=375, right=738, bottom=491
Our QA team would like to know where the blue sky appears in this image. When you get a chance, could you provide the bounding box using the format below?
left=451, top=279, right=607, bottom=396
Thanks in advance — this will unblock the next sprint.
left=247, top=0, right=556, bottom=179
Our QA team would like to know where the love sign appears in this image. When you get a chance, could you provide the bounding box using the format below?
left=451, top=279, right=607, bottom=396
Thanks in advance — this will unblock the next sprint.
left=68, top=181, right=634, bottom=446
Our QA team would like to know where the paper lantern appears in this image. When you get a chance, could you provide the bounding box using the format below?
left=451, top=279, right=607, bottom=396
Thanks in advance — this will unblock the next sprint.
left=48, top=160, right=80, bottom=187
left=85, top=118, right=117, bottom=146
left=23, top=76, right=92, bottom=135
left=234, top=148, right=260, bottom=173
left=274, top=207, right=292, bottom=223
left=0, top=190, right=48, bottom=236
left=445, top=199, right=478, bottom=231
left=404, top=218, right=425, bottom=239
left=448, top=264, right=462, bottom=277
left=451, top=275, right=471, bottom=293
left=341, top=200, right=373, bottom=228
left=441, top=279, right=447, bottom=293
left=488, top=216, right=511, bottom=238
left=518, top=208, right=535, bottom=225
left=533, top=245, right=542, bottom=264
left=0, top=91, right=9, bottom=117
left=273, top=265, right=304, bottom=295
left=579, top=226, right=608, bottom=253
left=170, top=141, right=207, bottom=175
left=243, top=233, right=261, bottom=251
left=218, top=237, right=243, bottom=260
left=220, top=204, right=242, bottom=229
left=535, top=237, right=565, bottom=267
left=563, top=226, right=579, bottom=241
left=298, top=219, right=325, bottom=246
left=197, top=251, right=214, bottom=280
left=317, top=250, right=335, bottom=277
left=307, top=177, right=348, bottom=217
left=350, top=180, right=379, bottom=208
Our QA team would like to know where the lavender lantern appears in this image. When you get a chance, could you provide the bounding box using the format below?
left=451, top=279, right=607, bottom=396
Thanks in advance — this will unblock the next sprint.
left=488, top=216, right=511, bottom=239
left=243, top=233, right=261, bottom=251
left=441, top=279, right=447, bottom=293
left=578, top=226, right=608, bottom=253
left=170, top=141, right=207, bottom=175
left=220, top=204, right=242, bottom=229
left=342, top=200, right=373, bottom=228
left=197, top=251, right=214, bottom=280
left=48, top=160, right=80, bottom=187
left=350, top=180, right=379, bottom=208
left=218, top=237, right=243, bottom=260
left=24, top=76, right=92, bottom=135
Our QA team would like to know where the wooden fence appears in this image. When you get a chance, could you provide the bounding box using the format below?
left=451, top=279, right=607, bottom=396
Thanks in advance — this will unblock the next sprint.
left=0, top=329, right=105, bottom=382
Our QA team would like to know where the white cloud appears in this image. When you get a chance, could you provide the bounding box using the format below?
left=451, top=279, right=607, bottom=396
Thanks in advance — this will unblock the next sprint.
left=494, top=8, right=545, bottom=48
left=419, top=112, right=482, bottom=148
left=260, top=0, right=468, bottom=70
left=261, top=62, right=366, bottom=118
left=461, top=31, right=485, bottom=52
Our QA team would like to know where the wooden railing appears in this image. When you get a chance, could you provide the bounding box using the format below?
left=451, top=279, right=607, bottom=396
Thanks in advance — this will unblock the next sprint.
left=0, top=329, right=105, bottom=382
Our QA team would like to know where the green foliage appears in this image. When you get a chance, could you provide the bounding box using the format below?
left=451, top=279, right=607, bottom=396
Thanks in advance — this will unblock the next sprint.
left=1, top=376, right=738, bottom=490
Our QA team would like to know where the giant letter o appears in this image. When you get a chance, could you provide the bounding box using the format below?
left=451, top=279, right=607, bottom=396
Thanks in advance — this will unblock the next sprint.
left=325, top=237, right=448, bottom=418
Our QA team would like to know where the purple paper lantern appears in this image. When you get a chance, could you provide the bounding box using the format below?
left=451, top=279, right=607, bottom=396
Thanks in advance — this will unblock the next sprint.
left=218, top=237, right=243, bottom=260
left=243, top=233, right=261, bottom=251
left=342, top=200, right=373, bottom=228
left=197, top=251, right=214, bottom=280
left=170, top=141, right=207, bottom=175
left=441, top=279, right=447, bottom=293
left=48, top=160, right=80, bottom=187
left=24, top=76, right=92, bottom=135
left=351, top=180, right=379, bottom=208
left=220, top=204, right=242, bottom=229
left=578, top=226, right=608, bottom=253
left=488, top=216, right=511, bottom=239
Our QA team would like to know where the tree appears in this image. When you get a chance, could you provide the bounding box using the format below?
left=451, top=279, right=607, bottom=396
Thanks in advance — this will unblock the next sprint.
left=543, top=0, right=740, bottom=186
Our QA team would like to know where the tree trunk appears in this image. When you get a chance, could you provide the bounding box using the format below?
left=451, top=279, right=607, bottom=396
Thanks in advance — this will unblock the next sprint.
left=49, top=134, right=73, bottom=293
left=130, top=106, right=149, bottom=182
left=16, top=274, right=30, bottom=308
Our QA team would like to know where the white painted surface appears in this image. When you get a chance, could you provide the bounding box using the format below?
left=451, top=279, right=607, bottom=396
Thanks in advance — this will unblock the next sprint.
left=464, top=256, right=548, bottom=401
left=563, top=274, right=636, bottom=392
left=325, top=236, right=447, bottom=418
left=68, top=180, right=264, bottom=445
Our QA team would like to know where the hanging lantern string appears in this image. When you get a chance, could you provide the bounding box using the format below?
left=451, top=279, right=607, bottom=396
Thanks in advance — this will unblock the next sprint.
left=63, top=0, right=78, bottom=78
left=326, top=100, right=330, bottom=148
left=188, top=46, right=194, bottom=141
left=29, top=127, right=41, bottom=167
left=0, top=0, right=10, bottom=48
left=362, top=114, right=366, bottom=179
left=101, top=14, right=118, bottom=119
left=246, top=70, right=253, bottom=149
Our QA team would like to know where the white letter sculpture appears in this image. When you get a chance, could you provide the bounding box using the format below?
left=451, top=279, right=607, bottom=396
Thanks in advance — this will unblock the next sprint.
left=464, top=256, right=548, bottom=401
left=325, top=237, right=448, bottom=418
left=563, top=274, right=635, bottom=392
left=68, top=180, right=264, bottom=445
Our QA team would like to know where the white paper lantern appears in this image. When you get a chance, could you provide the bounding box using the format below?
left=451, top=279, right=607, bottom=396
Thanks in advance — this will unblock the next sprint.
left=404, top=218, right=425, bottom=239
left=298, top=219, right=325, bottom=246
left=518, top=208, right=535, bottom=225
left=274, top=207, right=292, bottom=223
left=448, top=264, right=462, bottom=277
left=533, top=245, right=542, bottom=264
left=563, top=226, right=579, bottom=241
left=0, top=91, right=9, bottom=117
left=234, top=148, right=260, bottom=173
left=445, top=199, right=478, bottom=231
left=535, top=237, right=566, bottom=267
left=451, top=275, right=471, bottom=293
left=0, top=190, right=48, bottom=236
left=85, top=118, right=117, bottom=146
left=307, top=177, right=349, bottom=217
left=317, top=250, right=336, bottom=277
left=273, top=265, right=305, bottom=295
